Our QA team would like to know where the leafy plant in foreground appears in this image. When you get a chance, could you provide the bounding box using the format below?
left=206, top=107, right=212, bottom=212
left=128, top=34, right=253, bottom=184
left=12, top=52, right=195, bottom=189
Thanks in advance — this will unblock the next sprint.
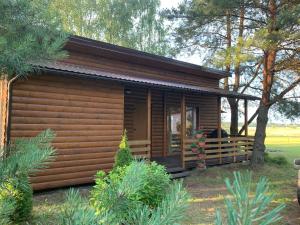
left=0, top=129, right=56, bottom=223
left=91, top=161, right=188, bottom=224
left=215, top=171, right=285, bottom=225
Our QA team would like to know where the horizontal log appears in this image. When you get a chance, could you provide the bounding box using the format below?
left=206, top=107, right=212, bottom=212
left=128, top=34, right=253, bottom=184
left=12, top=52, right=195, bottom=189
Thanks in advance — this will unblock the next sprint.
left=12, top=117, right=123, bottom=126
left=32, top=176, right=97, bottom=191
left=13, top=89, right=123, bottom=104
left=12, top=110, right=123, bottom=120
left=52, top=140, right=120, bottom=149
left=11, top=124, right=123, bottom=131
left=55, top=147, right=117, bottom=155
left=49, top=157, right=114, bottom=168
left=12, top=96, right=123, bottom=109
left=12, top=103, right=123, bottom=114
left=30, top=169, right=101, bottom=183
left=16, top=79, right=123, bottom=97
left=54, top=152, right=115, bottom=161
left=10, top=129, right=122, bottom=138
left=33, top=163, right=113, bottom=177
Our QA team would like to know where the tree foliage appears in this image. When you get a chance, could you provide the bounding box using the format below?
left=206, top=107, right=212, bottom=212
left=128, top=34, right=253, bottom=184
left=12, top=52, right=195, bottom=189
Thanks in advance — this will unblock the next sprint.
left=0, top=0, right=67, bottom=78
left=166, top=0, right=300, bottom=164
left=215, top=171, right=285, bottom=225
left=50, top=0, right=175, bottom=56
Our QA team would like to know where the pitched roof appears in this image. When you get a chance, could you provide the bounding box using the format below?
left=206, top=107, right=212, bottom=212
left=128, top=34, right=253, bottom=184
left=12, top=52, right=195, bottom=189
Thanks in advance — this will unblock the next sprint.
left=37, top=62, right=259, bottom=100
left=65, top=35, right=229, bottom=79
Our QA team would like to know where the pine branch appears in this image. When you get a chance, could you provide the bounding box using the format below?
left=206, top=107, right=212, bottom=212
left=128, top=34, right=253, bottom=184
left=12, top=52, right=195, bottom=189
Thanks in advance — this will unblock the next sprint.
left=269, top=77, right=300, bottom=106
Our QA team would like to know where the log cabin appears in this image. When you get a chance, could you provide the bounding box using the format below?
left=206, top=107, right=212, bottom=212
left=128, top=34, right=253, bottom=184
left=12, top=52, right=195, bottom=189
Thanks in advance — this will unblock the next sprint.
left=0, top=35, right=259, bottom=190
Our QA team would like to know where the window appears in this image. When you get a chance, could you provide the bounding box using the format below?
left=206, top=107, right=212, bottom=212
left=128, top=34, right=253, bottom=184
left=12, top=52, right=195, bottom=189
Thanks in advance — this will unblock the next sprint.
left=186, top=106, right=199, bottom=137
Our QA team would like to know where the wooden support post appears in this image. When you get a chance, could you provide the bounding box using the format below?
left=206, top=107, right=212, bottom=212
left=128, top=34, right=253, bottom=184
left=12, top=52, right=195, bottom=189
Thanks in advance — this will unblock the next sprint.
left=163, top=92, right=167, bottom=157
left=217, top=97, right=222, bottom=164
left=244, top=99, right=248, bottom=137
left=181, top=93, right=186, bottom=168
left=244, top=99, right=249, bottom=160
left=147, top=89, right=152, bottom=159
left=0, top=78, right=8, bottom=150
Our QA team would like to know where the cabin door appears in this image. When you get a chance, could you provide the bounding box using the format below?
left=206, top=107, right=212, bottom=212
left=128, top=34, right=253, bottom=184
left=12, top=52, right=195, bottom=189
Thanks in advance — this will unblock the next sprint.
left=166, top=106, right=181, bottom=155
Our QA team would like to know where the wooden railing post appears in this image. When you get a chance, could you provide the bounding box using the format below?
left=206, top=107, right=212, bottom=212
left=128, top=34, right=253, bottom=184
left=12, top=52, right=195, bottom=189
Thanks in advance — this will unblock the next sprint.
left=244, top=99, right=248, bottom=137
left=245, top=138, right=249, bottom=161
left=181, top=93, right=186, bottom=168
left=217, top=97, right=222, bottom=164
left=163, top=92, right=167, bottom=157
left=147, top=89, right=152, bottom=158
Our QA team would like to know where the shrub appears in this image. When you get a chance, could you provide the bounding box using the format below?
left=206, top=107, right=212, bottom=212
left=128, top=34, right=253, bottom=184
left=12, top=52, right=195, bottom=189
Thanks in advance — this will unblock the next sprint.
left=264, top=152, right=289, bottom=166
left=215, top=171, right=285, bottom=225
left=0, top=129, right=55, bottom=223
left=91, top=161, right=187, bottom=224
left=0, top=176, right=33, bottom=222
left=135, top=162, right=171, bottom=207
left=114, top=130, right=133, bottom=169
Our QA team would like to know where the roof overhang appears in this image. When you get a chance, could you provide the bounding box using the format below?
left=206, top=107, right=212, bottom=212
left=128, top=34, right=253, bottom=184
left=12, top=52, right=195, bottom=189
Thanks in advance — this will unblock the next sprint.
left=35, top=62, right=259, bottom=101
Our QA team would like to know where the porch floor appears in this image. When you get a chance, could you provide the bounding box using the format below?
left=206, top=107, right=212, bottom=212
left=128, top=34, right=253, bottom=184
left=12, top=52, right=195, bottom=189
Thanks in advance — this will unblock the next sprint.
left=151, top=154, right=250, bottom=169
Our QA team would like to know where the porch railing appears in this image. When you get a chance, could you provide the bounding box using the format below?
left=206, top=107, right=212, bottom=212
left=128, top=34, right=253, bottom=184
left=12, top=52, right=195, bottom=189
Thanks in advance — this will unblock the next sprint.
left=128, top=140, right=151, bottom=160
left=183, top=136, right=254, bottom=166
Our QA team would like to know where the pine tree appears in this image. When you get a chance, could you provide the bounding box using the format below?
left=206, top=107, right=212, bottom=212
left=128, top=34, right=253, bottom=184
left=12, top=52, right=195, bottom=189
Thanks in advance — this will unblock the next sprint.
left=215, top=171, right=285, bottom=225
left=0, top=0, right=67, bottom=79
left=114, top=130, right=133, bottom=169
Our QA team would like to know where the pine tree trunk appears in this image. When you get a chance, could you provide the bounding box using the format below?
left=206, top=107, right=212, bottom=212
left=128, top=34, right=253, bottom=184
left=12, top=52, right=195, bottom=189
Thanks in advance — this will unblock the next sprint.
left=251, top=104, right=270, bottom=165
left=228, top=99, right=239, bottom=135
left=251, top=0, right=277, bottom=166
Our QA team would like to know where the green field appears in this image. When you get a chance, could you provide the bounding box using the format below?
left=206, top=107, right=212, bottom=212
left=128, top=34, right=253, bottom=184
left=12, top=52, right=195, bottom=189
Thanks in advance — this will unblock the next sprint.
left=249, top=126, right=300, bottom=162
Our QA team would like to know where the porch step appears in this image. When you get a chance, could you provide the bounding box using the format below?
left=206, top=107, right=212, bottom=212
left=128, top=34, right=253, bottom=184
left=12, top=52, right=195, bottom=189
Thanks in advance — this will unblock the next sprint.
left=166, top=167, right=184, bottom=173
left=166, top=167, right=190, bottom=179
left=170, top=170, right=190, bottom=179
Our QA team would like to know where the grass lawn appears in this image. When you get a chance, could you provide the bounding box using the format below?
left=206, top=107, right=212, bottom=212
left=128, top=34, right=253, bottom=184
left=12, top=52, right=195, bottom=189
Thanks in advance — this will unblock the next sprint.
left=184, top=163, right=299, bottom=225
left=29, top=126, right=300, bottom=225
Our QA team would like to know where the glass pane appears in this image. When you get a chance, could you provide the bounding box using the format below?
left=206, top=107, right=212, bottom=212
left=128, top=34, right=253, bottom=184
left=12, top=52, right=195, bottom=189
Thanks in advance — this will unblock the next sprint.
left=186, top=106, right=198, bottom=137
left=167, top=107, right=181, bottom=154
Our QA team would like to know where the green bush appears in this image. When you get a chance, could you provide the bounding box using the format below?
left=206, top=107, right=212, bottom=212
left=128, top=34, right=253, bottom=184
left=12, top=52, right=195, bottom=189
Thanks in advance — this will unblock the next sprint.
left=91, top=161, right=187, bottom=224
left=264, top=152, right=289, bottom=166
left=114, top=130, right=133, bottom=169
left=0, top=129, right=55, bottom=223
left=215, top=171, right=285, bottom=225
left=134, top=162, right=171, bottom=207
left=0, top=176, right=33, bottom=222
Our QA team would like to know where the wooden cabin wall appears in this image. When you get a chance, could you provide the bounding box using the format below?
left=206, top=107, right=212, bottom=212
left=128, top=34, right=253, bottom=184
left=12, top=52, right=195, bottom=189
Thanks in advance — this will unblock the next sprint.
left=124, top=87, right=147, bottom=140
left=62, top=52, right=219, bottom=88
left=185, top=94, right=218, bottom=134
left=10, top=73, right=124, bottom=190
left=151, top=89, right=164, bottom=157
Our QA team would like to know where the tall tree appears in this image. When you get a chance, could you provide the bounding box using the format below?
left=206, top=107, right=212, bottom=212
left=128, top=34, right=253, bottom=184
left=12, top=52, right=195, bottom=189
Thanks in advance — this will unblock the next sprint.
left=164, top=0, right=260, bottom=135
left=51, top=0, right=174, bottom=56
left=0, top=0, right=67, bottom=79
left=250, top=0, right=300, bottom=164
left=166, top=0, right=300, bottom=165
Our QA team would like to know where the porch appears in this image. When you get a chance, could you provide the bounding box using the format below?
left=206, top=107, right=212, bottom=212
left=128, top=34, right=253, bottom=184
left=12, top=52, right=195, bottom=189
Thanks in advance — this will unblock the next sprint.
left=124, top=86, right=255, bottom=170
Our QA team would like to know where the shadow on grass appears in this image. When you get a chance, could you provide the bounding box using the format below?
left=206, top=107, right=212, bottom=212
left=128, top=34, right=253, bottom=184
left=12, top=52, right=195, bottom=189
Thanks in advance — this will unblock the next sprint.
left=183, top=163, right=300, bottom=225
